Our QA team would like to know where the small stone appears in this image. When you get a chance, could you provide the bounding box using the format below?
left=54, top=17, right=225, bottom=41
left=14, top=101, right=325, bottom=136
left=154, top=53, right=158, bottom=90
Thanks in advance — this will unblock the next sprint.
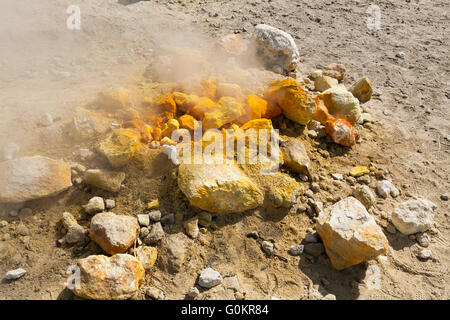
left=391, top=199, right=437, bottom=235
left=5, top=268, right=27, bottom=280
left=144, top=222, right=165, bottom=245
left=305, top=228, right=319, bottom=243
left=349, top=77, right=373, bottom=102
left=331, top=173, right=343, bottom=181
left=280, top=140, right=311, bottom=174
left=136, top=246, right=158, bottom=270
left=311, top=70, right=323, bottom=79
left=308, top=130, right=318, bottom=138
left=261, top=240, right=275, bottom=255
left=105, top=199, right=116, bottom=209
left=198, top=267, right=223, bottom=289
left=147, top=210, right=161, bottom=222
left=158, top=234, right=187, bottom=273
left=376, top=180, right=399, bottom=198
left=396, top=51, right=405, bottom=59
left=349, top=166, right=369, bottom=177
left=289, top=245, right=304, bottom=256
left=160, top=213, right=175, bottom=226
left=84, top=169, right=126, bottom=193
left=187, top=287, right=200, bottom=298
left=440, top=194, right=448, bottom=201
left=322, top=294, right=337, bottom=300
left=304, top=243, right=325, bottom=256
left=82, top=196, right=105, bottom=214
left=90, top=212, right=139, bottom=254
left=183, top=217, right=199, bottom=239
left=314, top=75, right=338, bottom=92
left=223, top=276, right=240, bottom=292
left=311, top=183, right=320, bottom=193
left=9, top=210, right=18, bottom=217
left=65, top=223, right=86, bottom=244
left=247, top=231, right=259, bottom=239
left=235, top=292, right=245, bottom=300
left=139, top=227, right=150, bottom=239
left=417, top=248, right=432, bottom=260
left=416, top=233, right=431, bottom=248
left=198, top=212, right=212, bottom=227
left=323, top=63, right=346, bottom=81
left=352, top=185, right=375, bottom=209
left=147, top=200, right=159, bottom=210
left=137, top=214, right=150, bottom=227
left=96, top=129, right=140, bottom=168
left=146, top=287, right=165, bottom=300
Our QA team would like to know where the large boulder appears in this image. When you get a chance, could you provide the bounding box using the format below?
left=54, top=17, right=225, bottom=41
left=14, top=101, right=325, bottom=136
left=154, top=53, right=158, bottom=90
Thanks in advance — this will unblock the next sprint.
left=178, top=160, right=264, bottom=214
left=0, top=156, right=72, bottom=203
left=391, top=199, right=437, bottom=235
left=253, top=24, right=300, bottom=74
left=317, top=86, right=361, bottom=125
left=316, top=197, right=388, bottom=270
left=72, top=254, right=145, bottom=300
left=90, top=212, right=139, bottom=255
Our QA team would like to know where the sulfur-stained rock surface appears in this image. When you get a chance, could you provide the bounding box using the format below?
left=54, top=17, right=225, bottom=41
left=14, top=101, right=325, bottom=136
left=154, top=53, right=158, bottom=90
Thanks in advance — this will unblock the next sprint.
left=267, top=172, right=302, bottom=208
left=318, top=86, right=361, bottom=125
left=178, top=160, right=264, bottom=214
left=349, top=77, right=373, bottom=103
left=0, top=156, right=72, bottom=203
left=90, top=212, right=139, bottom=255
left=265, top=78, right=316, bottom=125
left=72, top=254, right=145, bottom=300
left=96, top=129, right=141, bottom=168
left=325, top=118, right=356, bottom=147
left=316, top=197, right=388, bottom=270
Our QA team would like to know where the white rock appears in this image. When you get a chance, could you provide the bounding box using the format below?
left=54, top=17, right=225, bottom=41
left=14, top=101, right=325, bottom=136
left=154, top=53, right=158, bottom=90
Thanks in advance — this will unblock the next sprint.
left=5, top=268, right=27, bottom=280
left=144, top=222, right=165, bottom=244
left=289, top=245, right=304, bottom=256
left=161, top=145, right=181, bottom=165
left=331, top=173, right=343, bottom=181
left=391, top=199, right=437, bottom=235
left=105, top=199, right=116, bottom=209
left=198, top=267, right=223, bottom=289
left=253, top=24, right=300, bottom=73
left=376, top=180, right=399, bottom=198
left=187, top=287, right=200, bottom=298
left=417, top=248, right=432, bottom=260
left=137, top=214, right=150, bottom=227
left=261, top=240, right=275, bottom=255
left=82, top=196, right=105, bottom=214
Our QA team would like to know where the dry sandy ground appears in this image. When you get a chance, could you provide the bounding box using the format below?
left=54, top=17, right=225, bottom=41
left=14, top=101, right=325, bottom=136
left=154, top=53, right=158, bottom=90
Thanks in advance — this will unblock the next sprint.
left=0, top=0, right=448, bottom=299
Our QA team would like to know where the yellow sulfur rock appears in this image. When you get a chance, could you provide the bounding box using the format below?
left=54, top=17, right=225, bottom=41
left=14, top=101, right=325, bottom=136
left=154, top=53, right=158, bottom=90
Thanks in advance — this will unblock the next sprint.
left=135, top=246, right=158, bottom=270
left=349, top=166, right=369, bottom=177
left=178, top=160, right=264, bottom=214
left=161, top=119, right=180, bottom=138
left=264, top=78, right=316, bottom=125
left=203, top=96, right=243, bottom=130
left=172, top=92, right=199, bottom=113
left=96, top=129, right=141, bottom=168
left=147, top=199, right=159, bottom=210
left=189, top=97, right=217, bottom=120
left=268, top=173, right=303, bottom=208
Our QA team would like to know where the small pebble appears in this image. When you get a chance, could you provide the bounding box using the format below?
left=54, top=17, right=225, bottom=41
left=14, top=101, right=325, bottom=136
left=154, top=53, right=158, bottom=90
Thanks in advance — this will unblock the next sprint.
left=417, top=248, right=432, bottom=260
left=5, top=268, right=27, bottom=280
left=148, top=210, right=162, bottom=222
left=289, top=245, right=304, bottom=256
left=261, top=241, right=274, bottom=255
left=440, top=194, right=448, bottom=201
left=187, top=287, right=200, bottom=298
left=105, top=199, right=116, bottom=209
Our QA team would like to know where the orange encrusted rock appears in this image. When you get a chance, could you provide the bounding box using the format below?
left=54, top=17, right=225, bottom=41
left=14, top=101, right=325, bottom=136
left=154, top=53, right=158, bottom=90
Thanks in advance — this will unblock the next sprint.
left=325, top=118, right=356, bottom=147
